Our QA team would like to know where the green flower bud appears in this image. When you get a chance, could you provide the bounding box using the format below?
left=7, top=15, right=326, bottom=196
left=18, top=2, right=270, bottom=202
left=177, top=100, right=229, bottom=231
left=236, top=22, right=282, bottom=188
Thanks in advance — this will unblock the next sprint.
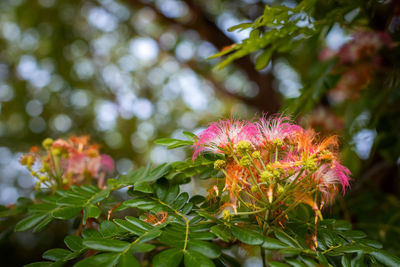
left=236, top=140, right=252, bottom=155
left=222, top=210, right=232, bottom=221
left=52, top=147, right=62, bottom=157
left=214, top=159, right=226, bottom=170
left=251, top=185, right=258, bottom=193
left=272, top=169, right=280, bottom=178
left=239, top=156, right=251, bottom=167
left=252, top=151, right=261, bottom=159
left=277, top=184, right=285, bottom=194
left=303, top=157, right=317, bottom=171
left=260, top=170, right=273, bottom=182
left=273, top=138, right=283, bottom=147
left=42, top=138, right=53, bottom=149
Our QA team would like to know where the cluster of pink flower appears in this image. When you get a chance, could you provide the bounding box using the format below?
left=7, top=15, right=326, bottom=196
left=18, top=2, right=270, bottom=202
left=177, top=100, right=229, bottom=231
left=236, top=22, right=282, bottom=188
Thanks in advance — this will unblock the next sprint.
left=320, top=30, right=393, bottom=102
left=193, top=115, right=350, bottom=228
left=20, top=136, right=114, bottom=190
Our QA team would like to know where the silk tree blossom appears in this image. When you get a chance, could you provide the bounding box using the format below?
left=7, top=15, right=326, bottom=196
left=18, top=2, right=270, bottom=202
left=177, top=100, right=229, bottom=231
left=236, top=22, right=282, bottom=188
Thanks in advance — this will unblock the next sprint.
left=20, top=136, right=114, bottom=190
left=193, top=118, right=260, bottom=159
left=193, top=115, right=351, bottom=238
left=256, top=115, right=304, bottom=145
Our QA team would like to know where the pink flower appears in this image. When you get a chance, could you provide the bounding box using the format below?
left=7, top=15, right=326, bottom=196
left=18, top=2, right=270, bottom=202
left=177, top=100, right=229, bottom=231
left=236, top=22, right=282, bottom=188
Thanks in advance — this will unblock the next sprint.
left=193, top=119, right=260, bottom=159
left=339, top=31, right=392, bottom=64
left=256, top=115, right=304, bottom=145
left=100, top=154, right=114, bottom=174
left=314, top=161, right=350, bottom=200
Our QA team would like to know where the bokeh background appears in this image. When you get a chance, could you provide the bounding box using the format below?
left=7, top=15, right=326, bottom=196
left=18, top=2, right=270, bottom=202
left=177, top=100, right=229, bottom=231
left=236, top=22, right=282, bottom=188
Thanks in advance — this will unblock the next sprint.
left=1, top=0, right=400, bottom=266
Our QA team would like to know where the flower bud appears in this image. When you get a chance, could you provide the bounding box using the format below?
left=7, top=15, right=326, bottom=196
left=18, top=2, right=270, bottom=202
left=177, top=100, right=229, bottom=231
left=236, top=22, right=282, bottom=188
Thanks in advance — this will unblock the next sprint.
left=251, top=185, right=258, bottom=193
left=303, top=157, right=317, bottom=171
left=214, top=159, right=226, bottom=170
left=52, top=147, right=62, bottom=157
left=260, top=170, right=273, bottom=182
left=277, top=184, right=285, bottom=194
left=239, top=156, right=251, bottom=167
left=273, top=138, right=283, bottom=147
left=222, top=210, right=232, bottom=221
left=42, top=138, right=53, bottom=149
left=236, top=140, right=252, bottom=155
left=87, top=149, right=99, bottom=158
left=252, top=151, right=261, bottom=159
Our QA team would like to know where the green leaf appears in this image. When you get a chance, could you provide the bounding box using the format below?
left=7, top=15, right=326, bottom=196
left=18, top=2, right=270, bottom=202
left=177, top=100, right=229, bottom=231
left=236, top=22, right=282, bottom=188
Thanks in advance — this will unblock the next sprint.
left=187, top=240, right=221, bottom=259
left=15, top=214, right=48, bottom=232
left=341, top=230, right=367, bottom=239
left=231, top=226, right=264, bottom=245
left=81, top=228, right=101, bottom=239
left=268, top=262, right=290, bottom=267
left=184, top=250, right=215, bottom=267
left=134, top=182, right=153, bottom=193
left=369, top=250, right=400, bottom=267
left=181, top=202, right=193, bottom=214
left=74, top=252, right=120, bottom=267
left=228, top=23, right=253, bottom=32
left=64, top=235, right=84, bottom=252
left=140, top=228, right=163, bottom=243
left=300, top=256, right=319, bottom=267
left=334, top=245, right=372, bottom=253
left=164, top=184, right=180, bottom=204
left=117, top=253, right=140, bottom=267
left=99, top=220, right=120, bottom=238
left=130, top=243, right=155, bottom=253
left=42, top=248, right=71, bottom=261
left=143, top=163, right=171, bottom=182
left=123, top=198, right=160, bottom=210
left=210, top=225, right=233, bottom=243
left=278, top=248, right=302, bottom=256
left=274, top=230, right=300, bottom=248
left=341, top=254, right=351, bottom=267
left=51, top=206, right=81, bottom=220
left=83, top=204, right=101, bottom=224
left=114, top=219, right=145, bottom=236
left=32, top=216, right=53, bottom=232
left=284, top=258, right=307, bottom=267
left=358, top=239, right=382, bottom=249
left=182, top=131, right=195, bottom=140
left=56, top=197, right=86, bottom=207
left=172, top=192, right=189, bottom=210
left=255, top=49, right=273, bottom=70
left=83, top=238, right=130, bottom=252
left=208, top=44, right=239, bottom=59
left=125, top=216, right=153, bottom=231
left=316, top=251, right=329, bottom=266
left=262, top=237, right=289, bottom=249
left=333, top=220, right=352, bottom=230
left=153, top=248, right=183, bottom=267
left=89, top=189, right=111, bottom=203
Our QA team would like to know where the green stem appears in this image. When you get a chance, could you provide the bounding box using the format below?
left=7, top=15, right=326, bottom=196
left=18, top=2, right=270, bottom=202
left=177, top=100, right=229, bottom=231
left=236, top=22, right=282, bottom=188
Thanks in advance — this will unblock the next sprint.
left=261, top=246, right=266, bottom=267
left=247, top=166, right=269, bottom=204
left=246, top=151, right=261, bottom=174
left=235, top=208, right=267, bottom=215
left=154, top=198, right=190, bottom=252
left=243, top=190, right=268, bottom=206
